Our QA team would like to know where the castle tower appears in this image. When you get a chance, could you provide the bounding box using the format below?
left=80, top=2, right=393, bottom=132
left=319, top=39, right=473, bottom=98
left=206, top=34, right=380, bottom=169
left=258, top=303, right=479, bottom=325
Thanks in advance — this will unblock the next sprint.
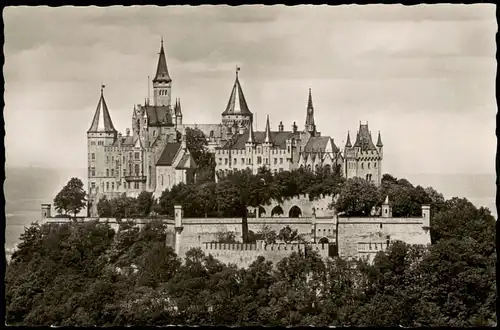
left=221, top=67, right=253, bottom=129
left=344, top=122, right=383, bottom=186
left=87, top=85, right=117, bottom=215
left=153, top=37, right=172, bottom=107
left=304, top=88, right=316, bottom=136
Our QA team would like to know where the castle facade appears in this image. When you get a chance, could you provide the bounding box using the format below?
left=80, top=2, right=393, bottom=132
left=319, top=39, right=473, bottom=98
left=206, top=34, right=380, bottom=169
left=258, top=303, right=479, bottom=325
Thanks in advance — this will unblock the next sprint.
left=86, top=40, right=384, bottom=216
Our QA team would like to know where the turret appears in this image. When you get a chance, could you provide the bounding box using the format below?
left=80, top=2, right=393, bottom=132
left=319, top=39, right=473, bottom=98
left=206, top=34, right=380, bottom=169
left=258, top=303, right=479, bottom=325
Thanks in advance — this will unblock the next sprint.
left=381, top=195, right=392, bottom=218
left=245, top=119, right=256, bottom=170
left=345, top=131, right=352, bottom=148
left=264, top=115, right=272, bottom=145
left=222, top=67, right=253, bottom=128
left=175, top=98, right=183, bottom=127
left=376, top=131, right=383, bottom=158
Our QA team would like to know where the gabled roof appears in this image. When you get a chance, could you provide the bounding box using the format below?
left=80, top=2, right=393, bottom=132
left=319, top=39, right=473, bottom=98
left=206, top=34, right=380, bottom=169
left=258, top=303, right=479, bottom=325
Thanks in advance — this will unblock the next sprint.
left=304, top=136, right=330, bottom=153
left=156, top=143, right=181, bottom=166
left=141, top=105, right=173, bottom=127
left=353, top=123, right=378, bottom=151
left=176, top=153, right=197, bottom=170
left=87, top=89, right=117, bottom=133
left=222, top=70, right=252, bottom=116
left=153, top=38, right=172, bottom=83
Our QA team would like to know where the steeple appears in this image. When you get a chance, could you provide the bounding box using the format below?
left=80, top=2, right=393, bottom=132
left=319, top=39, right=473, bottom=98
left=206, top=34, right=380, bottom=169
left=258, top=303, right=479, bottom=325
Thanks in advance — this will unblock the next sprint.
left=345, top=131, right=352, bottom=148
left=376, top=131, right=383, bottom=147
left=305, top=88, right=316, bottom=134
left=264, top=115, right=272, bottom=144
left=153, top=37, right=171, bottom=83
left=87, top=85, right=117, bottom=133
left=222, top=67, right=252, bottom=116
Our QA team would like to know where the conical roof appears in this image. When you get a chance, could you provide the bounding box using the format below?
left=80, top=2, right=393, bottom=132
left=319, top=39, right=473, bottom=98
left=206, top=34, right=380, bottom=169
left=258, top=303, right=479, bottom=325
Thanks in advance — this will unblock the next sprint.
left=153, top=38, right=172, bottom=83
left=222, top=68, right=252, bottom=116
left=264, top=115, right=272, bottom=143
left=377, top=131, right=383, bottom=147
left=87, top=86, right=117, bottom=133
left=345, top=131, right=352, bottom=148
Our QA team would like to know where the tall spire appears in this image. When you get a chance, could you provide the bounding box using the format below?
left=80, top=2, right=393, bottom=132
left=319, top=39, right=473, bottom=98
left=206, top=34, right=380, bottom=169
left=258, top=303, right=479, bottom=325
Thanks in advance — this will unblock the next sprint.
left=345, top=131, right=352, bottom=148
left=153, top=38, right=172, bottom=83
left=247, top=118, right=255, bottom=144
left=264, top=115, right=272, bottom=144
left=175, top=98, right=183, bottom=116
left=377, top=131, right=383, bottom=147
left=305, top=88, right=316, bottom=134
left=222, top=67, right=252, bottom=116
left=87, top=84, right=117, bottom=133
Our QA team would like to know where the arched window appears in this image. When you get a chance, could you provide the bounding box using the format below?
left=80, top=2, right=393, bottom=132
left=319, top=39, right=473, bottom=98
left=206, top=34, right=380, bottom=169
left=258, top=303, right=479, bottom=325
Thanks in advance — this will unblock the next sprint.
left=361, top=162, right=364, bottom=169
left=374, top=162, right=377, bottom=168
left=368, top=163, right=371, bottom=169
left=106, top=169, right=109, bottom=177
left=134, top=164, right=140, bottom=175
left=111, top=169, right=114, bottom=177
left=111, top=182, right=114, bottom=190
left=106, top=182, right=109, bottom=191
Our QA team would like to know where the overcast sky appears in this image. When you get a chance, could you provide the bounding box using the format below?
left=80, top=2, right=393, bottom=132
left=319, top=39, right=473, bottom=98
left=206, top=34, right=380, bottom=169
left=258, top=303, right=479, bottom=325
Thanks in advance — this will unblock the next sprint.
left=4, top=4, right=497, bottom=176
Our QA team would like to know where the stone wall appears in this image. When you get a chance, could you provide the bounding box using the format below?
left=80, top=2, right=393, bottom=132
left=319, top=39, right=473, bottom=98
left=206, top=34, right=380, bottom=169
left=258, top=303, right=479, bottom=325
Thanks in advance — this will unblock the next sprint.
left=258, top=193, right=335, bottom=218
left=337, top=216, right=431, bottom=262
left=199, top=241, right=330, bottom=268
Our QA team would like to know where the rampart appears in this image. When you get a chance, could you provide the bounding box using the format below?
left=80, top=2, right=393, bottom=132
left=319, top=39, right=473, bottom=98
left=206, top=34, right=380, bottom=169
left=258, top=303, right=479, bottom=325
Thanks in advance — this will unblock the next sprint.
left=200, top=241, right=330, bottom=269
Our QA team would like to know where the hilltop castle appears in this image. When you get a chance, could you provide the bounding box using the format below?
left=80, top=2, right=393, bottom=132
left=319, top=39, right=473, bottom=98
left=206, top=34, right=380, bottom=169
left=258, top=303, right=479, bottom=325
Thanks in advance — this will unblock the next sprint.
left=86, top=40, right=384, bottom=216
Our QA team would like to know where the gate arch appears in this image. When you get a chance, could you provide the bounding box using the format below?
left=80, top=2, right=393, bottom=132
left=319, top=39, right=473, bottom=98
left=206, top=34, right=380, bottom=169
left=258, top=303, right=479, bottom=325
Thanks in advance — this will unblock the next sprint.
left=271, top=205, right=284, bottom=217
left=288, top=205, right=302, bottom=218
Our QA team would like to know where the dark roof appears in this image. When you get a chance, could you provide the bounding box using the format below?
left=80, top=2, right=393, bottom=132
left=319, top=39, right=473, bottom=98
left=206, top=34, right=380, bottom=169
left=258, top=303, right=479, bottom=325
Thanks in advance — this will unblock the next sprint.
left=345, top=131, right=352, bottom=148
left=156, top=143, right=181, bottom=166
left=376, top=131, right=383, bottom=147
left=176, top=153, right=197, bottom=170
left=222, top=75, right=252, bottom=116
left=153, top=40, right=172, bottom=83
left=87, top=92, right=117, bottom=133
left=143, top=105, right=173, bottom=126
left=353, top=124, right=378, bottom=151
left=304, top=136, right=330, bottom=153
left=225, top=130, right=299, bottom=149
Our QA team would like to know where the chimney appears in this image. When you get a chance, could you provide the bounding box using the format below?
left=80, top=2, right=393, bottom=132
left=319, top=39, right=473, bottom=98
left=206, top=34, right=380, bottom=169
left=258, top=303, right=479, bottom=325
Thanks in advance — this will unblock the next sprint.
left=126, top=128, right=130, bottom=136
left=278, top=121, right=284, bottom=132
left=292, top=122, right=298, bottom=133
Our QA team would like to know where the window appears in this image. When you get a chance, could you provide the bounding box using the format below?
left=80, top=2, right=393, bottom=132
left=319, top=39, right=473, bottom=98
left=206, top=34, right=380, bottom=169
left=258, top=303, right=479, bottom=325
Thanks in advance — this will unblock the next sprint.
left=91, top=167, right=95, bottom=177
left=134, top=164, right=140, bottom=175
left=225, top=158, right=228, bottom=165
left=91, top=153, right=95, bottom=160
left=111, top=182, right=114, bottom=190
left=134, top=182, right=139, bottom=189
left=274, top=158, right=277, bottom=165
left=361, top=163, right=364, bottom=169
left=91, top=182, right=95, bottom=189
left=241, top=158, right=245, bottom=164
left=106, top=169, right=109, bottom=177
left=123, top=169, right=126, bottom=177
left=123, top=156, right=125, bottom=163
left=287, top=146, right=290, bottom=153
left=280, top=158, right=283, bottom=164
left=106, top=182, right=109, bottom=191
left=111, top=169, right=114, bottom=177
left=135, top=152, right=140, bottom=160
left=368, top=163, right=371, bottom=169
left=112, top=156, right=114, bottom=163
left=129, top=152, right=132, bottom=159
left=107, top=156, right=109, bottom=162
left=219, top=158, right=222, bottom=164
left=374, top=162, right=377, bottom=168
left=234, top=158, right=237, bottom=165
left=161, top=174, right=164, bottom=186
left=257, top=156, right=262, bottom=164
left=266, top=158, right=269, bottom=164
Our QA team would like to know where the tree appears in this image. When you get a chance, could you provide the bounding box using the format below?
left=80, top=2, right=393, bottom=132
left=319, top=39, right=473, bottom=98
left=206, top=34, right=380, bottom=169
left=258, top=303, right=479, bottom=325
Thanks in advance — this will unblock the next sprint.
left=278, top=226, right=299, bottom=243
left=97, top=196, right=113, bottom=217
left=333, top=177, right=379, bottom=216
left=216, top=169, right=282, bottom=243
left=136, top=191, right=154, bottom=217
left=53, top=177, right=87, bottom=217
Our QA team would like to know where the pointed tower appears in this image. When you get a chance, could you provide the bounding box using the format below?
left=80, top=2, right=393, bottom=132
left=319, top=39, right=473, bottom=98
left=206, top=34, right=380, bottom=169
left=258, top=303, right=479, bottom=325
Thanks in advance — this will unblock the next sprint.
left=381, top=195, right=392, bottom=218
left=245, top=117, right=256, bottom=172
left=87, top=85, right=117, bottom=216
left=153, top=38, right=172, bottom=107
left=264, top=115, right=272, bottom=144
left=305, top=88, right=316, bottom=136
left=175, top=98, right=183, bottom=127
left=345, top=131, right=352, bottom=148
left=222, top=67, right=253, bottom=129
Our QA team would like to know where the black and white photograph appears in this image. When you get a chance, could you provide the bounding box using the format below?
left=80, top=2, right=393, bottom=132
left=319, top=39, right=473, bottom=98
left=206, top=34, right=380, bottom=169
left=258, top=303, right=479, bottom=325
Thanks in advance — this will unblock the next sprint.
left=4, top=4, right=497, bottom=327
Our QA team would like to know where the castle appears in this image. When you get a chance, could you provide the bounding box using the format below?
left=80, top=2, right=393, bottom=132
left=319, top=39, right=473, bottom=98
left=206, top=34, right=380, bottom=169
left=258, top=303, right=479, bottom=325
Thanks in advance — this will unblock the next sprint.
left=86, top=40, right=384, bottom=216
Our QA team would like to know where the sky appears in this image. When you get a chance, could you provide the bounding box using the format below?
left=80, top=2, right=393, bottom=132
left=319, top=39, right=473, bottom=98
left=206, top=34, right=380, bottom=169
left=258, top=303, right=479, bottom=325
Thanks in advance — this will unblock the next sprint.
left=4, top=4, right=497, bottom=177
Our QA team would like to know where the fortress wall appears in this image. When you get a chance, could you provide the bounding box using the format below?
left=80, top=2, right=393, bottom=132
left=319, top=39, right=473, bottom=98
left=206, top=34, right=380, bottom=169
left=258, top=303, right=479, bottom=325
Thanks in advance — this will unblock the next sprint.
left=199, top=242, right=330, bottom=268
left=337, top=217, right=431, bottom=260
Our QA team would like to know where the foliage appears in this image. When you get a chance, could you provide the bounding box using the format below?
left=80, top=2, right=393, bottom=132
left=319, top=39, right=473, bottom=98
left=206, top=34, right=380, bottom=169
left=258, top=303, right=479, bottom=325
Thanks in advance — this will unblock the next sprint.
left=214, top=231, right=237, bottom=244
left=53, top=177, right=87, bottom=217
left=277, top=225, right=300, bottom=243
left=136, top=191, right=155, bottom=217
left=333, top=177, right=379, bottom=216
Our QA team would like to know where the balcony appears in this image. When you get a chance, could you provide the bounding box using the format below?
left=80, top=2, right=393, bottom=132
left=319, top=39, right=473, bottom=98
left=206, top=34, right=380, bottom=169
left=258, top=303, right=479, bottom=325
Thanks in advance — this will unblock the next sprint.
left=124, top=174, right=147, bottom=182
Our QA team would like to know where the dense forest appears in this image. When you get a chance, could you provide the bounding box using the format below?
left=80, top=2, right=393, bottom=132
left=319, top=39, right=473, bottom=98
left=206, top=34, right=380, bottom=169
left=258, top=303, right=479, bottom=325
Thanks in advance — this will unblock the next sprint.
left=5, top=173, right=497, bottom=326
